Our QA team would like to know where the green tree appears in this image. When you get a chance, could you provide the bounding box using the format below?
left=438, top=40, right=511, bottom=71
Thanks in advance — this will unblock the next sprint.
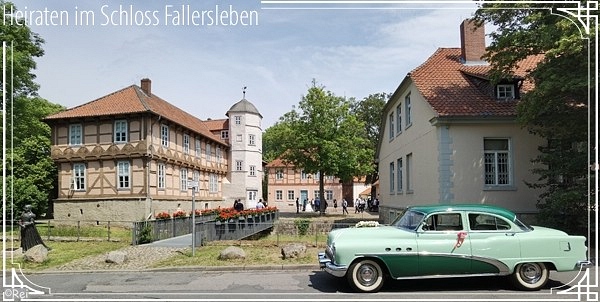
left=474, top=4, right=595, bottom=234
left=271, top=80, right=374, bottom=214
left=0, top=1, right=45, bottom=97
left=350, top=93, right=388, bottom=197
left=0, top=2, right=62, bottom=217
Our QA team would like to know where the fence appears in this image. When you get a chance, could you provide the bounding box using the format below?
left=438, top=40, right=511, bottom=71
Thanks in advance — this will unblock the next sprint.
left=5, top=219, right=130, bottom=242
left=131, top=211, right=280, bottom=245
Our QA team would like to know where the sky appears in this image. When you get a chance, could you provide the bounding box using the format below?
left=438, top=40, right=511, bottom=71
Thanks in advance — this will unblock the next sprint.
left=11, top=0, right=481, bottom=128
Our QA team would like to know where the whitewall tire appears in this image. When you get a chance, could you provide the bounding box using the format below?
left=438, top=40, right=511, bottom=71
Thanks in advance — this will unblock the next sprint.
left=347, top=259, right=385, bottom=293
left=511, top=262, right=549, bottom=290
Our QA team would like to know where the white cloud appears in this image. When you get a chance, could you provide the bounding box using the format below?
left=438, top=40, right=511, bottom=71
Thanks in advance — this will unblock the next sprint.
left=15, top=0, right=479, bottom=128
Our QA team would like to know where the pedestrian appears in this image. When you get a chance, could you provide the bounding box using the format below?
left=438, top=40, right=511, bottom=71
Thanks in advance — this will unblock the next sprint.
left=256, top=199, right=265, bottom=209
left=314, top=198, right=320, bottom=212
left=295, top=198, right=300, bottom=213
left=342, top=198, right=349, bottom=215
left=302, top=199, right=307, bottom=211
left=355, top=198, right=360, bottom=213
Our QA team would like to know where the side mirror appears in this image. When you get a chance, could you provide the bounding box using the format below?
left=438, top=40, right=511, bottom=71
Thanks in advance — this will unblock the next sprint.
left=420, top=221, right=430, bottom=231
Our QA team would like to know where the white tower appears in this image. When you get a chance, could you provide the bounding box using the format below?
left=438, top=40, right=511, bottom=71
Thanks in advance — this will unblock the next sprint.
left=225, top=93, right=263, bottom=208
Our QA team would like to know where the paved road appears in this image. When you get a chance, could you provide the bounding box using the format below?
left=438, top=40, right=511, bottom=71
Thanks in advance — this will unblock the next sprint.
left=5, top=267, right=597, bottom=301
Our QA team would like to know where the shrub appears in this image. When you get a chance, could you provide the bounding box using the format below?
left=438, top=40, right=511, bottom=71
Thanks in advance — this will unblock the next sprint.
left=294, top=218, right=310, bottom=236
left=137, top=221, right=153, bottom=244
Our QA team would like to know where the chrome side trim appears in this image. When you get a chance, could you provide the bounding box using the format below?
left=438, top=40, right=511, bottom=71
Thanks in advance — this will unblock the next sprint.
left=392, top=273, right=502, bottom=280
left=318, top=252, right=347, bottom=278
left=354, top=252, right=510, bottom=275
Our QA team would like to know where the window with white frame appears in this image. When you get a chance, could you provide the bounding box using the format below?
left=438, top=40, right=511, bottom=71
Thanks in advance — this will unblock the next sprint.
left=183, top=134, right=190, bottom=154
left=195, top=139, right=201, bottom=157
left=69, top=124, right=82, bottom=146
left=157, top=163, right=165, bottom=189
left=389, top=162, right=395, bottom=193
left=114, top=120, right=128, bottom=143
left=388, top=112, right=394, bottom=139
left=160, top=124, right=169, bottom=147
left=326, top=190, right=333, bottom=201
left=180, top=168, right=188, bottom=191
left=248, top=191, right=257, bottom=202
left=216, top=147, right=222, bottom=163
left=72, top=163, right=86, bottom=191
left=235, top=116, right=241, bottom=125
left=193, top=170, right=200, bottom=192
left=314, top=172, right=320, bottom=180
left=206, top=144, right=212, bottom=162
left=248, top=134, right=256, bottom=146
left=397, top=158, right=403, bottom=192
left=288, top=190, right=295, bottom=200
left=236, top=134, right=242, bottom=142
left=221, top=130, right=229, bottom=140
left=325, top=175, right=334, bottom=180
left=301, top=170, right=308, bottom=180
left=496, top=84, right=515, bottom=99
left=275, top=169, right=283, bottom=180
left=236, top=160, right=243, bottom=171
left=276, top=190, right=283, bottom=200
left=406, top=153, right=413, bottom=192
left=209, top=173, right=218, bottom=192
left=117, top=161, right=130, bottom=189
left=396, top=104, right=402, bottom=135
left=314, top=191, right=320, bottom=198
left=484, top=138, right=511, bottom=186
left=405, top=93, right=412, bottom=127
left=249, top=165, right=256, bottom=176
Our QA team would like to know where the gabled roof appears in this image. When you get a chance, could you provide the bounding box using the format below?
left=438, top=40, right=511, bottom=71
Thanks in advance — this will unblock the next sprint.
left=409, top=48, right=542, bottom=117
left=44, top=84, right=227, bottom=145
left=265, top=158, right=292, bottom=168
left=204, top=119, right=229, bottom=132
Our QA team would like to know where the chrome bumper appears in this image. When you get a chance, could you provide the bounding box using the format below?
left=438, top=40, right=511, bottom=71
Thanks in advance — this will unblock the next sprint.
left=576, top=260, right=593, bottom=268
left=318, top=252, right=348, bottom=278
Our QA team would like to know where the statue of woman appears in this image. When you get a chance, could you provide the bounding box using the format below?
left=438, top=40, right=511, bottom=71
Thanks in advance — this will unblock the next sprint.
left=19, top=204, right=50, bottom=251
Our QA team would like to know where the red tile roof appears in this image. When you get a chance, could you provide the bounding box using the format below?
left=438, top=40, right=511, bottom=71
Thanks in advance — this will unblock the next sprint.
left=45, top=84, right=227, bottom=145
left=410, top=48, right=542, bottom=117
left=204, top=119, right=229, bottom=131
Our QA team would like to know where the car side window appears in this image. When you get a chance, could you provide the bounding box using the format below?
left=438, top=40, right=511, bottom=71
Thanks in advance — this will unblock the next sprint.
left=468, top=213, right=511, bottom=231
left=423, top=213, right=463, bottom=231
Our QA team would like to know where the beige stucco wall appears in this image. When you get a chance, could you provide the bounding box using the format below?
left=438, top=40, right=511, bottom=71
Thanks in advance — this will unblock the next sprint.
left=446, top=123, right=544, bottom=212
left=378, top=86, right=440, bottom=208
left=377, top=82, right=544, bottom=216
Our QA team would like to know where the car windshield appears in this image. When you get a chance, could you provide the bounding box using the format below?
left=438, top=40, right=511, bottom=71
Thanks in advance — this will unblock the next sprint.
left=391, top=210, right=425, bottom=231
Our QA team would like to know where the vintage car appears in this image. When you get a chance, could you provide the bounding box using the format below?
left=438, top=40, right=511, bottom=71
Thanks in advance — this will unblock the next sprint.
left=318, top=204, right=590, bottom=292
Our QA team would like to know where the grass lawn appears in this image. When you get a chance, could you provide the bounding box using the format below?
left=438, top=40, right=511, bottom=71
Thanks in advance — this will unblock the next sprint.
left=10, top=241, right=130, bottom=271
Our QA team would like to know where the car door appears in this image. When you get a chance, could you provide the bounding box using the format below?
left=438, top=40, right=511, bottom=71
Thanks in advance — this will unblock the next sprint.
left=416, top=211, right=472, bottom=276
left=466, top=212, right=521, bottom=275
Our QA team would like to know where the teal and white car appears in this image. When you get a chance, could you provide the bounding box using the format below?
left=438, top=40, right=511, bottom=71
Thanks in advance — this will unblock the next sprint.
left=318, top=204, right=591, bottom=292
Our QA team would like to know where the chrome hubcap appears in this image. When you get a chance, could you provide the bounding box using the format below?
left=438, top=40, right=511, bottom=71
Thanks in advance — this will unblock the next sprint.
left=358, top=264, right=378, bottom=286
left=520, top=263, right=542, bottom=284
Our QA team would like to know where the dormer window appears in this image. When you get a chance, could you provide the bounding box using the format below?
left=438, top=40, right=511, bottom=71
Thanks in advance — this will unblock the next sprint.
left=496, top=84, right=516, bottom=99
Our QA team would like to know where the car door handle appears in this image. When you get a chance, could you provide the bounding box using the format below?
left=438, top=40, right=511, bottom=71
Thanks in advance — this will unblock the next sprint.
left=505, top=233, right=516, bottom=236
left=406, top=247, right=412, bottom=251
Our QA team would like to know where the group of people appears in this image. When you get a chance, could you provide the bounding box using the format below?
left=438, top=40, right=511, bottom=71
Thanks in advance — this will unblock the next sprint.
left=233, top=199, right=267, bottom=211
left=294, top=197, right=351, bottom=215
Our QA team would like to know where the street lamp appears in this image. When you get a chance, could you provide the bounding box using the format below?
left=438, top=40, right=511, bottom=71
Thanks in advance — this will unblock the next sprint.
left=188, top=180, right=199, bottom=256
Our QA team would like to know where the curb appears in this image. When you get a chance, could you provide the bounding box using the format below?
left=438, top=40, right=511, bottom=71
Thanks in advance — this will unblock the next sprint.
left=28, top=264, right=320, bottom=275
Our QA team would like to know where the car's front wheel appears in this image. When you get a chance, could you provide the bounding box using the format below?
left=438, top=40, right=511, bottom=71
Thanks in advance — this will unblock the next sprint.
left=347, top=259, right=385, bottom=293
left=511, top=262, right=549, bottom=290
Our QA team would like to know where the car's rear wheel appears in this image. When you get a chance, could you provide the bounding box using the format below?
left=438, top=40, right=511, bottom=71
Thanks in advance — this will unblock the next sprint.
left=347, top=259, right=385, bottom=293
left=511, top=262, right=549, bottom=290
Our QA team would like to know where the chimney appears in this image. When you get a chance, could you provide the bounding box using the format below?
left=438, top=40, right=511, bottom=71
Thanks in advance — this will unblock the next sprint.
left=141, top=78, right=151, bottom=95
left=460, top=19, right=486, bottom=64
